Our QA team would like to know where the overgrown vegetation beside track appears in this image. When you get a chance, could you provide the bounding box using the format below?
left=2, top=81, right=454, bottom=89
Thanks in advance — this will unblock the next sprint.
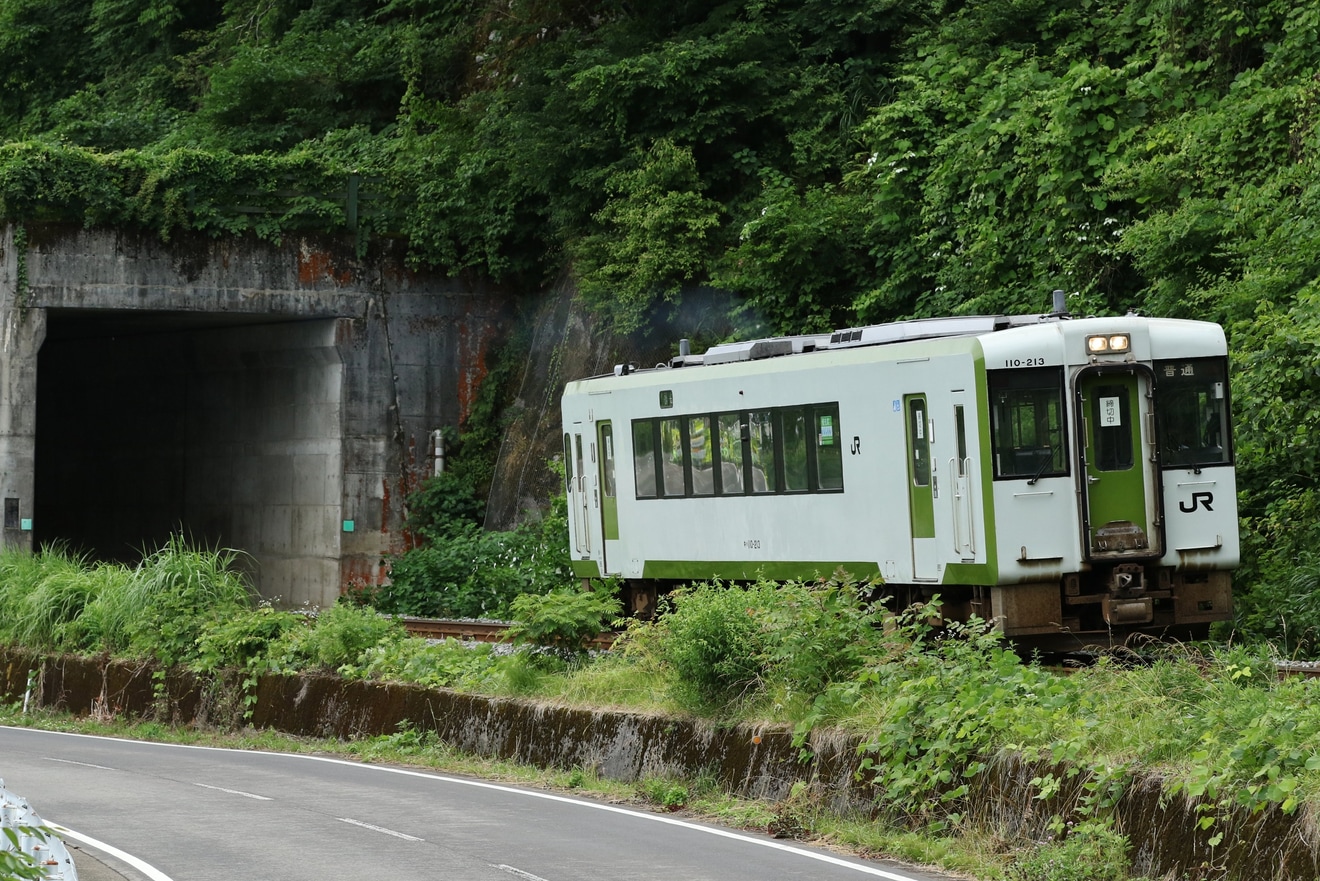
left=5, top=543, right=1320, bottom=879
left=5, top=2, right=1320, bottom=643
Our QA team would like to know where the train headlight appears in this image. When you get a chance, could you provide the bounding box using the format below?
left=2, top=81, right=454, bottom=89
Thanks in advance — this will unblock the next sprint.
left=1086, top=333, right=1131, bottom=354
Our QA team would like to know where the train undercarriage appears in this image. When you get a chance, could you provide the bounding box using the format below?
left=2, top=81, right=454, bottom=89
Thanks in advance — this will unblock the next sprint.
left=616, top=563, right=1232, bottom=653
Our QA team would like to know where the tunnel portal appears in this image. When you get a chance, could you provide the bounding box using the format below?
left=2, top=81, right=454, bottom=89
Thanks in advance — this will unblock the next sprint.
left=33, top=310, right=345, bottom=604
left=1, top=225, right=510, bottom=608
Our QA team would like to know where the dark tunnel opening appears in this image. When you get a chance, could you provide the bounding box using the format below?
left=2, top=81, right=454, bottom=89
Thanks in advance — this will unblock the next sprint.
left=33, top=309, right=346, bottom=603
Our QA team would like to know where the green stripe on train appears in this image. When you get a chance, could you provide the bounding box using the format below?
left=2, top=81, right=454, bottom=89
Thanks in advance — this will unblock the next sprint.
left=641, top=560, right=882, bottom=581
left=570, top=559, right=603, bottom=578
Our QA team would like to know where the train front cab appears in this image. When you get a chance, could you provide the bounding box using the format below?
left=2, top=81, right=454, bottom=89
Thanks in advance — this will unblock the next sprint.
left=987, top=321, right=1237, bottom=646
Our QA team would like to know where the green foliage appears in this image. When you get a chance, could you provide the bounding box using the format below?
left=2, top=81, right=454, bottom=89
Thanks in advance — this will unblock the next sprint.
left=639, top=776, right=690, bottom=810
left=714, top=174, right=871, bottom=333
left=0, top=141, right=352, bottom=240
left=0, top=826, right=46, bottom=881
left=378, top=519, right=564, bottom=619
left=194, top=604, right=301, bottom=673
left=507, top=586, right=621, bottom=654
left=403, top=467, right=486, bottom=539
left=346, top=636, right=500, bottom=691
left=1234, top=551, right=1320, bottom=655
left=1008, top=820, right=1131, bottom=881
left=845, top=611, right=1081, bottom=828
left=1164, top=652, right=1320, bottom=821
left=572, top=140, right=723, bottom=334
left=272, top=604, right=403, bottom=673
left=650, top=580, right=777, bottom=712
left=380, top=457, right=572, bottom=619
left=758, top=576, right=887, bottom=700
left=0, top=545, right=95, bottom=650
left=118, top=536, right=254, bottom=667
left=0, top=537, right=252, bottom=666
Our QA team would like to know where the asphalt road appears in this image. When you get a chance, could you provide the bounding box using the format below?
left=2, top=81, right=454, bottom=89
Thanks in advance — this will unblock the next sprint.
left=0, top=726, right=959, bottom=881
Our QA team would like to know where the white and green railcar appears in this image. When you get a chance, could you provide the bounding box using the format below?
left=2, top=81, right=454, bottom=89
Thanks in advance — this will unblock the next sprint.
left=561, top=308, right=1237, bottom=647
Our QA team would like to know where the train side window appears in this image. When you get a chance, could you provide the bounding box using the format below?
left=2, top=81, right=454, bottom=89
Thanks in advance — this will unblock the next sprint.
left=907, top=398, right=931, bottom=487
left=1155, top=357, right=1231, bottom=467
left=632, top=420, right=657, bottom=498
left=660, top=417, right=685, bottom=497
left=689, top=416, right=715, bottom=496
left=988, top=367, right=1068, bottom=480
left=717, top=413, right=745, bottom=494
left=782, top=409, right=809, bottom=492
left=599, top=423, right=616, bottom=498
left=748, top=410, right=777, bottom=493
left=814, top=405, right=844, bottom=490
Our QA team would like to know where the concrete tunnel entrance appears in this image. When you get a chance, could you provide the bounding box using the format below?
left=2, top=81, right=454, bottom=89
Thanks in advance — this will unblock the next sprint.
left=33, top=309, right=347, bottom=606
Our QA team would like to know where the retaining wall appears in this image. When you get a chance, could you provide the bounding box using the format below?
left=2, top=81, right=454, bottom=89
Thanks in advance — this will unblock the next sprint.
left=1, top=647, right=1315, bottom=880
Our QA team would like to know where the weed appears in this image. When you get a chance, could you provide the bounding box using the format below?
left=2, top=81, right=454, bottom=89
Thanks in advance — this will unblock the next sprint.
left=349, top=636, right=501, bottom=691
left=507, top=586, right=621, bottom=655
left=649, top=580, right=778, bottom=713
left=1008, top=820, right=1131, bottom=881
left=272, top=604, right=402, bottom=673
left=640, top=776, right=690, bottom=810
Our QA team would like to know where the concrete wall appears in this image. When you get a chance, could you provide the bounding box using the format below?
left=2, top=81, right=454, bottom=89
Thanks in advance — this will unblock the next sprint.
left=1, top=223, right=512, bottom=606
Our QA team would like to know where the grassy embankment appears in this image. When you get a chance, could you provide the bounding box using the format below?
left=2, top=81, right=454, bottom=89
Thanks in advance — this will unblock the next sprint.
left=3, top=543, right=1319, bottom=881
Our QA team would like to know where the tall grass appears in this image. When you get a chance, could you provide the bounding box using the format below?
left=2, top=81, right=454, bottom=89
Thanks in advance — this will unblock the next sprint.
left=0, top=545, right=113, bottom=651
left=0, top=536, right=254, bottom=664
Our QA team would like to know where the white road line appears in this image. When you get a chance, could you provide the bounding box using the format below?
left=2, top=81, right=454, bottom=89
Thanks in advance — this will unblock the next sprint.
left=497, top=864, right=550, bottom=881
left=43, top=757, right=115, bottom=771
left=337, top=817, right=425, bottom=841
left=192, top=781, right=272, bottom=800
left=6, top=727, right=931, bottom=881
left=47, top=822, right=175, bottom=881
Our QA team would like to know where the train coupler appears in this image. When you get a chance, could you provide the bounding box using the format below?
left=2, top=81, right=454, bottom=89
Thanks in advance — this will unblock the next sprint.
left=1102, top=563, right=1153, bottom=625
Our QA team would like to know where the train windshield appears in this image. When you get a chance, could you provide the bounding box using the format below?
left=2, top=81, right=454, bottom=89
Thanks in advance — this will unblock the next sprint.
left=989, top=366, right=1068, bottom=480
left=1155, top=357, right=1231, bottom=467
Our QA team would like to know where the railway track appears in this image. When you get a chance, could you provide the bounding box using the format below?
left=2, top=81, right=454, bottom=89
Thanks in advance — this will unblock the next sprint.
left=398, top=617, right=616, bottom=649
left=1276, top=660, right=1320, bottom=679
left=399, top=617, right=513, bottom=642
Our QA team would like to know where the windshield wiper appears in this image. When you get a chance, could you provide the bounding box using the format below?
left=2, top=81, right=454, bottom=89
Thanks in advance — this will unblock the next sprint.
left=1027, top=444, right=1055, bottom=486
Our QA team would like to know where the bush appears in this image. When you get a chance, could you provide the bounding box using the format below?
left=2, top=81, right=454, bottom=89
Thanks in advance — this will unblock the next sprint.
left=507, top=586, right=621, bottom=655
left=194, top=604, right=302, bottom=674
left=380, top=515, right=571, bottom=619
left=653, top=581, right=779, bottom=712
left=1009, top=821, right=1131, bottom=881
left=272, top=604, right=402, bottom=673
left=842, top=610, right=1078, bottom=828
left=347, top=637, right=500, bottom=691
left=1233, top=550, right=1320, bottom=656
left=759, top=576, right=887, bottom=699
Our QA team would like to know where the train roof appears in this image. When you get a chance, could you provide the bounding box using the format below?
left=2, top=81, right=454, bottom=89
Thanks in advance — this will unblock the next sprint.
left=674, top=313, right=1043, bottom=369
left=576, top=306, right=1224, bottom=384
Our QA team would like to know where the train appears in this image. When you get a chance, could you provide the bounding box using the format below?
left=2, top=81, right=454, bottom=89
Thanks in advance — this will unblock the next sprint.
left=560, top=296, right=1238, bottom=648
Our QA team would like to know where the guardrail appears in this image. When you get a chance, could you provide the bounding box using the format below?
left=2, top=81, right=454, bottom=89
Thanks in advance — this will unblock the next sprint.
left=0, top=779, right=78, bottom=880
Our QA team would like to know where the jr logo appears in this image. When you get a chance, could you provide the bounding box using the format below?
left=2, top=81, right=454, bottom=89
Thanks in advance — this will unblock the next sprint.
left=1179, top=491, right=1214, bottom=513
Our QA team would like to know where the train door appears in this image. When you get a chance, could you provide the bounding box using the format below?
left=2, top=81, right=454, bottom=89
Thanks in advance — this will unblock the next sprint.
left=567, top=432, right=590, bottom=556
left=950, top=396, right=976, bottom=561
left=597, top=421, right=618, bottom=573
left=1077, top=369, right=1162, bottom=558
left=904, top=394, right=938, bottom=580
